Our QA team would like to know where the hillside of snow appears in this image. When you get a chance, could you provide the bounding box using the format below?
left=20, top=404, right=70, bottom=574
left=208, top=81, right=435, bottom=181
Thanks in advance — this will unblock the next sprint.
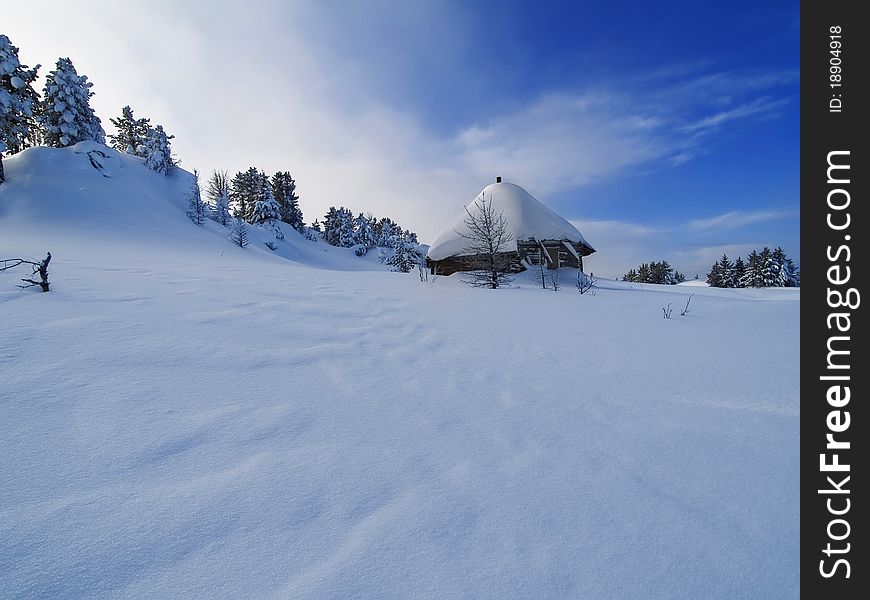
left=1, top=146, right=798, bottom=599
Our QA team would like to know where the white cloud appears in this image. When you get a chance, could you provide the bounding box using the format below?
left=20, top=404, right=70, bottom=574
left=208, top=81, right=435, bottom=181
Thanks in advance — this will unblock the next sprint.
left=688, top=208, right=798, bottom=231
left=450, top=92, right=674, bottom=196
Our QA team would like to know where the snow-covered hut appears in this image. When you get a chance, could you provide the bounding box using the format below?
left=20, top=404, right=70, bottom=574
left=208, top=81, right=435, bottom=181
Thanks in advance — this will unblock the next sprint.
left=426, top=178, right=595, bottom=276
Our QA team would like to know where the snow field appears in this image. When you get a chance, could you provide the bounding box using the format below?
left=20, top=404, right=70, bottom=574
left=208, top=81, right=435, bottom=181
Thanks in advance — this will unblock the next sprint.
left=1, top=146, right=799, bottom=598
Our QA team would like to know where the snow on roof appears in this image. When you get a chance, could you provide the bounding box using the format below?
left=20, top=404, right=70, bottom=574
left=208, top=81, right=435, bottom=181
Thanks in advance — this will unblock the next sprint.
left=427, top=181, right=594, bottom=261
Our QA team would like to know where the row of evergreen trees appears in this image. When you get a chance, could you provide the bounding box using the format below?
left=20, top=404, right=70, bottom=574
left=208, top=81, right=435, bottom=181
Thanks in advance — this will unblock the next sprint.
left=1, top=34, right=176, bottom=182
left=706, top=247, right=799, bottom=288
left=315, top=208, right=417, bottom=250
left=108, top=105, right=175, bottom=174
left=208, top=167, right=304, bottom=230
left=189, top=167, right=421, bottom=271
left=314, top=207, right=421, bottom=271
left=622, top=260, right=686, bottom=285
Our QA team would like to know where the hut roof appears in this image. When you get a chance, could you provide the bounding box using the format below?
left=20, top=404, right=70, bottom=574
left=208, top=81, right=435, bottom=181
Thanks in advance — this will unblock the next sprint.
left=427, top=181, right=595, bottom=261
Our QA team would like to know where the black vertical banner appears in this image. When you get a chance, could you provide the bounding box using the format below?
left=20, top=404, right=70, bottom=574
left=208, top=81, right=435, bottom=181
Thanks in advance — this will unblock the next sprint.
left=802, top=1, right=868, bottom=597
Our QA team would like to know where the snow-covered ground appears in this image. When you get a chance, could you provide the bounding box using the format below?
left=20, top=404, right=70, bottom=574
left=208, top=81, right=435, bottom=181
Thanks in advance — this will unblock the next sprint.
left=1, top=146, right=799, bottom=598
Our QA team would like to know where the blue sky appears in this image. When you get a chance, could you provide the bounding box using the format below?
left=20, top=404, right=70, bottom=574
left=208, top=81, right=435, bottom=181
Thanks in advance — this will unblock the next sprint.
left=5, top=0, right=799, bottom=278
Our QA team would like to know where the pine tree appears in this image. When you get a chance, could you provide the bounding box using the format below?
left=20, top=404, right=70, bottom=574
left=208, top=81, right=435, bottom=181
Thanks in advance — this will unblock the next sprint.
left=185, top=169, right=207, bottom=224
left=250, top=170, right=281, bottom=225
left=637, top=263, right=651, bottom=283
left=386, top=237, right=419, bottom=273
left=206, top=170, right=231, bottom=226
left=321, top=206, right=355, bottom=247
left=758, top=247, right=777, bottom=287
left=722, top=254, right=735, bottom=287
left=39, top=57, right=105, bottom=147
left=108, top=105, right=150, bottom=156
left=230, top=167, right=259, bottom=221
left=377, top=217, right=401, bottom=248
left=733, top=256, right=747, bottom=287
left=322, top=207, right=340, bottom=245
left=353, top=213, right=377, bottom=249
left=271, top=171, right=303, bottom=231
left=1, top=34, right=41, bottom=184
left=778, top=249, right=800, bottom=287
left=141, top=124, right=175, bottom=174
left=707, top=254, right=734, bottom=288
left=740, top=250, right=764, bottom=288
left=337, top=208, right=356, bottom=247
left=706, top=260, right=722, bottom=287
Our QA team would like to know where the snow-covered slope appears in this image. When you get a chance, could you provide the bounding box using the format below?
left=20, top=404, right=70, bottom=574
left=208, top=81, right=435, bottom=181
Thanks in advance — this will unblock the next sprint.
left=0, top=142, right=393, bottom=273
left=427, top=180, right=594, bottom=260
left=0, top=147, right=798, bottom=599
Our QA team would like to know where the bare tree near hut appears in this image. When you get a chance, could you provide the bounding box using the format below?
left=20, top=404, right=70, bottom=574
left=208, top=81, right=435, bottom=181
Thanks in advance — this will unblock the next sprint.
left=458, top=193, right=513, bottom=289
left=577, top=270, right=595, bottom=294
left=548, top=267, right=560, bottom=291
left=1, top=252, right=51, bottom=291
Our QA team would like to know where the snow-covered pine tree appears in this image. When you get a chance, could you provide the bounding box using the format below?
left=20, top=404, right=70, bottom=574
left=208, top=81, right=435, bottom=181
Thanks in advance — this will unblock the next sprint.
left=758, top=247, right=778, bottom=287
left=141, top=124, right=175, bottom=174
left=271, top=171, right=304, bottom=231
left=39, top=57, right=105, bottom=147
left=649, top=260, right=676, bottom=285
left=733, top=256, right=747, bottom=287
left=386, top=237, right=419, bottom=273
left=206, top=170, right=231, bottom=226
left=706, top=260, right=722, bottom=287
left=337, top=208, right=356, bottom=247
left=721, top=254, right=735, bottom=287
left=353, top=213, right=377, bottom=249
left=250, top=170, right=282, bottom=227
left=322, top=207, right=340, bottom=245
left=772, top=247, right=799, bottom=287
left=377, top=217, right=401, bottom=248
left=1, top=34, right=41, bottom=184
left=108, top=105, right=150, bottom=156
left=708, top=254, right=734, bottom=287
left=321, top=207, right=355, bottom=246
left=230, top=167, right=259, bottom=222
left=185, top=169, right=207, bottom=225
left=739, top=250, right=764, bottom=288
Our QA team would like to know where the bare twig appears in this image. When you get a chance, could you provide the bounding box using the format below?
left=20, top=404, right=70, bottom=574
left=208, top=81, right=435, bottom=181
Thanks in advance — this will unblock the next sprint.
left=577, top=270, right=596, bottom=295
left=680, top=293, right=694, bottom=316
left=2, top=252, right=51, bottom=291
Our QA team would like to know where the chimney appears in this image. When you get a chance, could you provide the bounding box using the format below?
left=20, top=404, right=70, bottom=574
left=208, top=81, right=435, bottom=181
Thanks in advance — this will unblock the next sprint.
left=496, top=176, right=502, bottom=183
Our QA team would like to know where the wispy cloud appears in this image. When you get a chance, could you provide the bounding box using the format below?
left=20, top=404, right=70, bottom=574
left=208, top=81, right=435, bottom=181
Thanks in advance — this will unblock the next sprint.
left=450, top=92, right=673, bottom=195
left=688, top=208, right=798, bottom=231
left=683, top=97, right=791, bottom=134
